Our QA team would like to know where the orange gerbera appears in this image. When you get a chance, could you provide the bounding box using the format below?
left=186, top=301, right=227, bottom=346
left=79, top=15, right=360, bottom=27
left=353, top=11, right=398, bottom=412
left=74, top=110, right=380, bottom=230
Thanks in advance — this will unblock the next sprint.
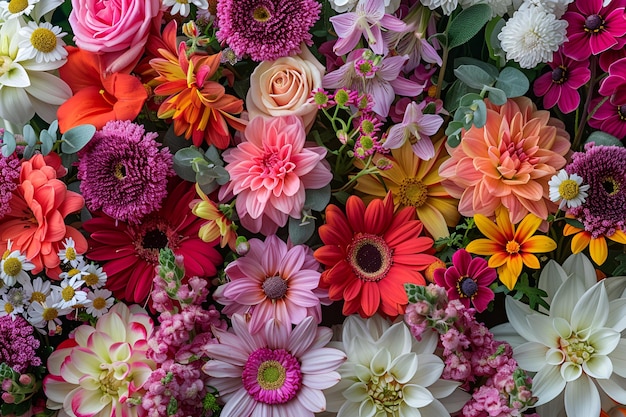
left=313, top=193, right=438, bottom=318
left=466, top=209, right=557, bottom=290
left=149, top=22, right=245, bottom=149
left=354, top=137, right=459, bottom=240
left=563, top=216, right=626, bottom=265
left=0, top=154, right=87, bottom=278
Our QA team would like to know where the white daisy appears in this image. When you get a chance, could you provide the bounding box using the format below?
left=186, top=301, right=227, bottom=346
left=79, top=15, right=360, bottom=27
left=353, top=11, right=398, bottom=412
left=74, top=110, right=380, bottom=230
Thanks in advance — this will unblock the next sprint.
left=81, top=263, right=107, bottom=289
left=56, top=237, right=83, bottom=268
left=16, top=21, right=67, bottom=64
left=162, top=0, right=208, bottom=17
left=27, top=290, right=71, bottom=336
left=18, top=274, right=51, bottom=306
left=57, top=262, right=88, bottom=281
left=0, top=247, right=35, bottom=287
left=54, top=275, right=87, bottom=309
left=497, top=8, right=567, bottom=69
left=0, top=287, right=27, bottom=318
left=85, top=288, right=115, bottom=318
left=548, top=169, right=590, bottom=210
left=0, top=0, right=38, bottom=20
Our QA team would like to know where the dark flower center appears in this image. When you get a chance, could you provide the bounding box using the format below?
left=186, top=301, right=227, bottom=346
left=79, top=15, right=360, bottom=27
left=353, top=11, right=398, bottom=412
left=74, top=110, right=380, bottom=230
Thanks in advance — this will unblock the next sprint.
left=253, top=6, right=271, bottom=22
left=458, top=277, right=478, bottom=298
left=348, top=234, right=393, bottom=282
left=618, top=105, right=626, bottom=120
left=551, top=66, right=567, bottom=84
left=262, top=276, right=288, bottom=300
left=601, top=177, right=620, bottom=195
left=113, top=163, right=127, bottom=180
left=584, top=14, right=604, bottom=32
left=142, top=228, right=169, bottom=250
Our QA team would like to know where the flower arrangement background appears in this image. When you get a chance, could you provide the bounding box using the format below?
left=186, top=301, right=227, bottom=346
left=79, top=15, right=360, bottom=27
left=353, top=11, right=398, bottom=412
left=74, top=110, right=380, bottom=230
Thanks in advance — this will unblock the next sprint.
left=1, top=0, right=626, bottom=417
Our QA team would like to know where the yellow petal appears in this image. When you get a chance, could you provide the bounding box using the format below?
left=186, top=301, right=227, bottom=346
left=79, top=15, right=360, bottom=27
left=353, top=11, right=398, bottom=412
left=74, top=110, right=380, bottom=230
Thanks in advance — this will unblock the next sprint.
left=589, top=236, right=608, bottom=265
left=514, top=214, right=541, bottom=243
left=487, top=251, right=509, bottom=268
left=495, top=207, right=515, bottom=240
left=520, top=252, right=540, bottom=269
left=571, top=231, right=591, bottom=254
left=520, top=235, right=557, bottom=254
left=498, top=265, right=517, bottom=290
left=416, top=204, right=449, bottom=240
left=608, top=229, right=626, bottom=244
left=466, top=239, right=502, bottom=256
left=474, top=214, right=506, bottom=244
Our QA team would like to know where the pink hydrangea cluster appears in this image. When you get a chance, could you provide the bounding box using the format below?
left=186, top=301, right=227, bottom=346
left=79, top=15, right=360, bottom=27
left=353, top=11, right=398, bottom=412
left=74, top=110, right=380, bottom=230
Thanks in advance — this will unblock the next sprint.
left=0, top=315, right=41, bottom=374
left=404, top=284, right=538, bottom=417
left=142, top=249, right=227, bottom=417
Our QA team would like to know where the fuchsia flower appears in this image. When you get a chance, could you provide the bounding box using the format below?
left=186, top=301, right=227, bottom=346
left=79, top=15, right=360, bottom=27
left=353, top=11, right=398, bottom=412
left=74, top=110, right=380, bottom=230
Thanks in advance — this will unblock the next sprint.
left=330, top=0, right=407, bottom=56
left=202, top=314, right=346, bottom=417
left=382, top=100, right=443, bottom=159
left=214, top=234, right=327, bottom=334
left=533, top=51, right=591, bottom=114
left=323, top=49, right=424, bottom=118
left=433, top=249, right=497, bottom=312
left=588, top=97, right=626, bottom=138
left=562, top=0, right=626, bottom=61
left=598, top=57, right=626, bottom=107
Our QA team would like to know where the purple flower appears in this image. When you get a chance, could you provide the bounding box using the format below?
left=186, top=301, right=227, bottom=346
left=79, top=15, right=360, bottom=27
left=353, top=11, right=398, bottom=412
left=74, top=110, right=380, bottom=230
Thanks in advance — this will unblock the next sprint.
left=566, top=143, right=626, bottom=238
left=0, top=315, right=41, bottom=373
left=330, top=0, right=407, bottom=56
left=216, top=0, right=321, bottom=62
left=382, top=100, right=443, bottom=159
left=78, top=120, right=174, bottom=224
left=433, top=249, right=497, bottom=312
left=562, top=0, right=626, bottom=61
left=323, top=49, right=424, bottom=117
left=0, top=138, right=20, bottom=219
left=533, top=50, right=591, bottom=114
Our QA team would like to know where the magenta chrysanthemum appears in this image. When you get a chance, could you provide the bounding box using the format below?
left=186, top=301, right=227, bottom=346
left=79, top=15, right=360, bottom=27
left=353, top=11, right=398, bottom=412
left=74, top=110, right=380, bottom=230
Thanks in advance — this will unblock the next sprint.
left=78, top=120, right=174, bottom=224
left=0, top=315, right=41, bottom=373
left=0, top=142, right=20, bottom=219
left=566, top=144, right=626, bottom=237
left=216, top=0, right=321, bottom=62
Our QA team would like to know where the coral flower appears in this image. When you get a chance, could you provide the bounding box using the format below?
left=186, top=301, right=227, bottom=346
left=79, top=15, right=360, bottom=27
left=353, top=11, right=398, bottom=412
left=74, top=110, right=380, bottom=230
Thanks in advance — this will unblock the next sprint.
left=0, top=154, right=87, bottom=277
left=354, top=137, right=460, bottom=240
left=150, top=22, right=246, bottom=149
left=219, top=115, right=332, bottom=235
left=439, top=97, right=571, bottom=225
left=83, top=180, right=222, bottom=305
left=466, top=209, right=557, bottom=290
left=43, top=303, right=155, bottom=417
left=57, top=46, right=148, bottom=132
left=314, top=193, right=438, bottom=318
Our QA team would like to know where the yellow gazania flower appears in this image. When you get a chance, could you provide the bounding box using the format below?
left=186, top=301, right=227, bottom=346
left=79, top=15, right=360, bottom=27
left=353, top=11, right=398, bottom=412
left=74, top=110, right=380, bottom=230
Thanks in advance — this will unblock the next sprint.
left=354, top=137, right=460, bottom=240
left=466, top=209, right=557, bottom=290
left=563, top=217, right=626, bottom=265
left=191, top=184, right=237, bottom=251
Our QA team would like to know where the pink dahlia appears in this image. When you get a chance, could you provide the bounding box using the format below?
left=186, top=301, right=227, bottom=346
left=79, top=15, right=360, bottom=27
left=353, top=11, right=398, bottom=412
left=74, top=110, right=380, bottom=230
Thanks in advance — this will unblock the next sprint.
left=44, top=303, right=155, bottom=417
left=202, top=314, right=346, bottom=417
left=83, top=180, right=222, bottom=305
left=562, top=0, right=626, bottom=61
left=216, top=0, right=321, bottom=62
left=219, top=115, right=332, bottom=235
left=214, top=234, right=327, bottom=334
left=438, top=97, right=571, bottom=224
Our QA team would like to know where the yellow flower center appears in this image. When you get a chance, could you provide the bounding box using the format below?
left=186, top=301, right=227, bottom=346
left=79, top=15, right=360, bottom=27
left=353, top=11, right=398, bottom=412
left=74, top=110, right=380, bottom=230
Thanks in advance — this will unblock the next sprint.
left=253, top=6, right=271, bottom=22
left=61, top=285, right=75, bottom=302
left=42, top=307, right=58, bottom=321
left=505, top=240, right=521, bottom=254
left=8, top=0, right=28, bottom=14
left=257, top=360, right=286, bottom=390
left=398, top=178, right=428, bottom=208
left=99, top=367, right=125, bottom=396
left=30, top=28, right=57, bottom=53
left=64, top=247, right=77, bottom=261
left=67, top=268, right=81, bottom=277
left=3, top=258, right=22, bottom=277
left=84, top=273, right=99, bottom=287
left=602, top=176, right=620, bottom=196
left=366, top=370, right=404, bottom=413
left=114, top=163, right=127, bottom=180
left=92, top=297, right=106, bottom=310
left=558, top=179, right=580, bottom=200
left=560, top=334, right=595, bottom=366
left=30, top=291, right=46, bottom=303
left=4, top=303, right=14, bottom=314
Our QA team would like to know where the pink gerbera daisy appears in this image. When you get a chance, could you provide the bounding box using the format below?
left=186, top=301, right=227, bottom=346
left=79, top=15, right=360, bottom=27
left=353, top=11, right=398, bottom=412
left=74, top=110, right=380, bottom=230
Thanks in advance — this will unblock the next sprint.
left=214, top=234, right=327, bottom=334
left=202, top=314, right=346, bottom=417
left=433, top=249, right=497, bottom=312
left=562, top=0, right=626, bottom=61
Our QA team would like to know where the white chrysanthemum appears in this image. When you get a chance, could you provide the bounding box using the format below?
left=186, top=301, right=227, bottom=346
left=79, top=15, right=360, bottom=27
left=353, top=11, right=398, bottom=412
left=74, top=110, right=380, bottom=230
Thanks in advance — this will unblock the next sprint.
left=27, top=289, right=71, bottom=335
left=458, top=0, right=513, bottom=17
left=518, top=0, right=574, bottom=18
left=493, top=253, right=626, bottom=417
left=548, top=169, right=590, bottom=210
left=324, top=315, right=469, bottom=417
left=1, top=247, right=35, bottom=287
left=54, top=275, right=87, bottom=309
left=498, top=8, right=567, bottom=69
left=16, top=21, right=67, bottom=65
left=162, top=0, right=208, bottom=16
left=420, top=0, right=459, bottom=15
left=85, top=288, right=114, bottom=318
left=0, top=0, right=37, bottom=20
left=18, top=274, right=51, bottom=306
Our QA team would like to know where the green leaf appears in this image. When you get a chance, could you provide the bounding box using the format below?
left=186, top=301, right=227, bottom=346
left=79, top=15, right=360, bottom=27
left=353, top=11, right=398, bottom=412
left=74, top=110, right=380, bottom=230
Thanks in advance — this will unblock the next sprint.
left=173, top=160, right=197, bottom=182
left=482, top=85, right=507, bottom=105
left=454, top=65, right=496, bottom=89
left=40, top=130, right=55, bottom=155
left=61, top=124, right=96, bottom=153
left=204, top=145, right=225, bottom=166
left=23, top=145, right=35, bottom=160
left=512, top=273, right=549, bottom=311
left=472, top=99, right=487, bottom=128
left=454, top=57, right=499, bottom=79
left=23, top=124, right=37, bottom=146
left=1, top=130, right=16, bottom=157
left=585, top=131, right=624, bottom=147
left=459, top=92, right=484, bottom=107
left=495, top=67, right=529, bottom=97
left=288, top=216, right=316, bottom=245
left=448, top=4, right=492, bottom=49
left=174, top=146, right=205, bottom=165
left=444, top=79, right=473, bottom=112
left=564, top=217, right=585, bottom=230
left=304, top=184, right=331, bottom=211
left=485, top=17, right=507, bottom=67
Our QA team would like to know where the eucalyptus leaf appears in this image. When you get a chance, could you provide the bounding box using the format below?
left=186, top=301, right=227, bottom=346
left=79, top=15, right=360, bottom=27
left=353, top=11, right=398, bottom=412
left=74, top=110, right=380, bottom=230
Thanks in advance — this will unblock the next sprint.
left=454, top=57, right=499, bottom=79
left=454, top=65, right=496, bottom=90
left=47, top=120, right=59, bottom=137
left=585, top=131, right=624, bottom=147
left=61, top=124, right=96, bottom=154
left=459, top=93, right=484, bottom=107
left=495, top=67, right=529, bottom=97
left=196, top=179, right=219, bottom=195
left=472, top=99, right=487, bottom=128
left=22, top=124, right=37, bottom=147
left=23, top=145, right=35, bottom=160
left=174, top=147, right=205, bottom=165
left=1, top=130, right=16, bottom=157
left=288, top=216, right=316, bottom=245
left=444, top=79, right=473, bottom=112
left=40, top=130, right=55, bottom=155
left=173, top=160, right=197, bottom=182
left=448, top=4, right=492, bottom=49
left=304, top=184, right=331, bottom=211
left=204, top=145, right=224, bottom=166
left=486, top=18, right=507, bottom=67
left=483, top=85, right=507, bottom=105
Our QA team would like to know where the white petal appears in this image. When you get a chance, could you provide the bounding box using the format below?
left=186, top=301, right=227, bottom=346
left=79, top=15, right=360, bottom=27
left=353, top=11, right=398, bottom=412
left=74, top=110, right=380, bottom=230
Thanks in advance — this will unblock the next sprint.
left=532, top=365, right=567, bottom=406
left=354, top=363, right=373, bottom=383
left=603, top=277, right=626, bottom=301
left=370, top=348, right=391, bottom=376
left=359, top=399, right=378, bottom=417
left=0, top=86, right=34, bottom=124
left=589, top=328, right=621, bottom=355
left=609, top=339, right=626, bottom=378
left=504, top=296, right=537, bottom=342
left=553, top=316, right=573, bottom=339
left=25, top=70, right=71, bottom=105
left=439, top=387, right=471, bottom=413
left=337, top=399, right=362, bottom=417
left=389, top=353, right=418, bottom=384
left=428, top=378, right=462, bottom=400
left=402, top=384, right=434, bottom=408
left=0, top=62, right=30, bottom=87
left=550, top=271, right=588, bottom=322
left=546, top=347, right=566, bottom=366
left=535, top=391, right=567, bottom=417
left=343, top=382, right=368, bottom=403
left=527, top=314, right=560, bottom=346
left=410, top=354, right=444, bottom=388
left=564, top=375, right=601, bottom=417
left=514, top=342, right=550, bottom=371
left=560, top=362, right=582, bottom=382
left=538, top=259, right=569, bottom=311
left=297, top=385, right=326, bottom=413
left=562, top=253, right=598, bottom=290
left=606, top=299, right=626, bottom=332
left=398, top=403, right=421, bottom=417
left=414, top=399, right=450, bottom=417
left=596, top=373, right=626, bottom=403
left=491, top=322, right=530, bottom=348
left=584, top=355, right=613, bottom=379
left=377, top=321, right=413, bottom=358
left=571, top=281, right=609, bottom=336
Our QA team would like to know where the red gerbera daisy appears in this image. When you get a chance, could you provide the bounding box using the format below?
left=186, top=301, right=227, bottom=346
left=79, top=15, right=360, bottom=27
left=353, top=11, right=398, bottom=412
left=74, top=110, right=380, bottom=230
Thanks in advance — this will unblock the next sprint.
left=313, top=193, right=438, bottom=318
left=83, top=180, right=223, bottom=305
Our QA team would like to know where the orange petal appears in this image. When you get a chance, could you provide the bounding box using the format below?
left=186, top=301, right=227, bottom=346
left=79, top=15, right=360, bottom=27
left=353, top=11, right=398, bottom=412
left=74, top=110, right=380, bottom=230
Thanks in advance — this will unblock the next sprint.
left=520, top=235, right=557, bottom=254
left=520, top=252, right=540, bottom=269
left=474, top=214, right=506, bottom=244
left=589, top=236, right=608, bottom=265
left=466, top=239, right=502, bottom=256
left=571, top=231, right=591, bottom=254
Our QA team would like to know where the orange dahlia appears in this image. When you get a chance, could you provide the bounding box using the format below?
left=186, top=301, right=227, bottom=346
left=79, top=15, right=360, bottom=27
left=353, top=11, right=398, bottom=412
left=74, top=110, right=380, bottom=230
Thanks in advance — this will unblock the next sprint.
left=439, top=97, right=571, bottom=224
left=313, top=193, right=438, bottom=318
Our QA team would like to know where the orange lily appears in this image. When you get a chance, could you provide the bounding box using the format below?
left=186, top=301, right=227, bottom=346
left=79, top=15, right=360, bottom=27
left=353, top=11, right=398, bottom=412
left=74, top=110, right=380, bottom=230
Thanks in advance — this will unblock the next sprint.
left=563, top=215, right=626, bottom=265
left=466, top=209, right=557, bottom=290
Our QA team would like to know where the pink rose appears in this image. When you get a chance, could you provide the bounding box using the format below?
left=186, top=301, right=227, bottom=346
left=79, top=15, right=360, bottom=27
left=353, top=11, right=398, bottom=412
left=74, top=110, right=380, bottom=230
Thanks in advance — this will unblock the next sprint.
left=69, top=0, right=161, bottom=73
left=246, top=45, right=325, bottom=132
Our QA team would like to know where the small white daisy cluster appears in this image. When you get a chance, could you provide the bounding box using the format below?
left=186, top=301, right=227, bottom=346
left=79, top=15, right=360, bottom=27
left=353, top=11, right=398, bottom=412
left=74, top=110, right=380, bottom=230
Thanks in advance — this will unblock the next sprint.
left=497, top=0, right=571, bottom=68
left=0, top=238, right=114, bottom=336
left=161, top=0, right=209, bottom=17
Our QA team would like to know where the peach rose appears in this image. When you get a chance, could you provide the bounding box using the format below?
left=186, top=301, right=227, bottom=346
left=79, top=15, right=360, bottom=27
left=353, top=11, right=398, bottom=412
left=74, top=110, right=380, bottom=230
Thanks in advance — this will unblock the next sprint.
left=69, top=0, right=161, bottom=73
left=246, top=45, right=325, bottom=131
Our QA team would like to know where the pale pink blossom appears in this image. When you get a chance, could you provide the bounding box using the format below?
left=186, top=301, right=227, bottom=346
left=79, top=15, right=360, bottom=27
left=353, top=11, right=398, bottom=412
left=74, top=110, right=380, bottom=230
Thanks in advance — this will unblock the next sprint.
left=383, top=100, right=443, bottom=159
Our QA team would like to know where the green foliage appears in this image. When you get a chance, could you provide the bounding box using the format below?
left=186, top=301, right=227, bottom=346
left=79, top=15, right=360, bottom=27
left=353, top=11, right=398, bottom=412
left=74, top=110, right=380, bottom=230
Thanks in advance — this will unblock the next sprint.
left=174, top=145, right=230, bottom=194
left=61, top=124, right=97, bottom=154
left=448, top=4, right=492, bottom=49
left=493, top=273, right=549, bottom=311
left=585, top=131, right=624, bottom=147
